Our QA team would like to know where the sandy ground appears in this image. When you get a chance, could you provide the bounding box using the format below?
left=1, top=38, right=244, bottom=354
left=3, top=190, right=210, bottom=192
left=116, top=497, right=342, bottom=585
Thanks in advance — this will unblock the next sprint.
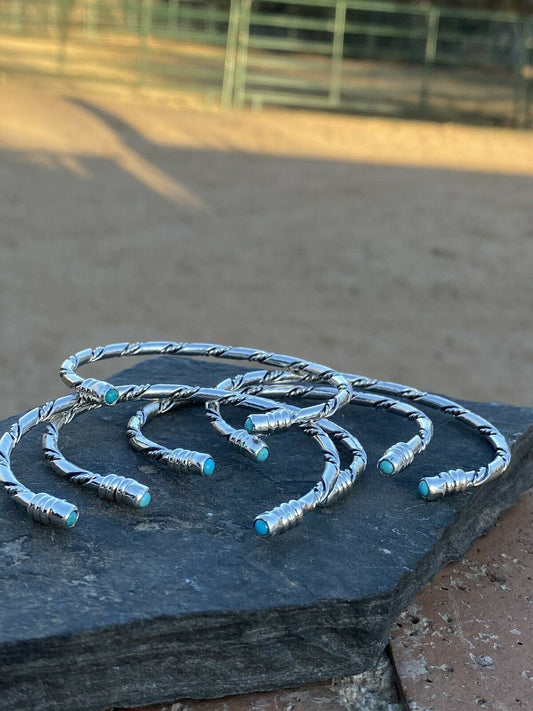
left=1, top=83, right=532, bottom=711
left=0, top=85, right=532, bottom=418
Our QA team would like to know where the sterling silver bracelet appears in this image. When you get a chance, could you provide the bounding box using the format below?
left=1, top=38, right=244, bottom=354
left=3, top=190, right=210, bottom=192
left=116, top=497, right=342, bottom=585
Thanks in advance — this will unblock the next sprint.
left=45, top=382, right=359, bottom=534
left=208, top=370, right=433, bottom=476
left=128, top=395, right=366, bottom=536
left=59, top=341, right=354, bottom=435
left=338, top=376, right=511, bottom=499
left=213, top=391, right=367, bottom=536
left=44, top=383, right=280, bottom=503
left=127, top=397, right=268, bottom=468
left=1, top=384, right=260, bottom=528
left=253, top=418, right=366, bottom=537
left=44, top=404, right=152, bottom=508
left=43, top=384, right=273, bottom=505
left=0, top=396, right=81, bottom=527
left=0, top=391, right=154, bottom=528
left=220, top=369, right=510, bottom=498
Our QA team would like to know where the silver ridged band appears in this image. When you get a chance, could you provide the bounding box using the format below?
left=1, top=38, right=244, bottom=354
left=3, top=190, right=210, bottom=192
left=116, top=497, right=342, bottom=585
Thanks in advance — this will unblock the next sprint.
left=59, top=341, right=353, bottom=434
left=214, top=368, right=509, bottom=496
left=43, top=411, right=151, bottom=509
left=0, top=396, right=80, bottom=527
left=207, top=370, right=432, bottom=476
left=227, top=429, right=269, bottom=462
left=0, top=340, right=512, bottom=532
left=77, top=378, right=119, bottom=406
left=126, top=390, right=364, bottom=535
left=377, top=441, right=415, bottom=476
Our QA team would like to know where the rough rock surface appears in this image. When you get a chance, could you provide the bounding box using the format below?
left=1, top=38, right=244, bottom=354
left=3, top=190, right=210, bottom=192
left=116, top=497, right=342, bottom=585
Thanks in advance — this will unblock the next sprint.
left=0, top=357, right=531, bottom=711
left=118, top=653, right=404, bottom=711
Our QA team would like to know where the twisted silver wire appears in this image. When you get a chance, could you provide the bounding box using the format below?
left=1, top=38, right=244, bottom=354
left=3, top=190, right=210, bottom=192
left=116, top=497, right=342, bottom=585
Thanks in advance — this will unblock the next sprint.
left=209, top=375, right=367, bottom=534
left=220, top=369, right=510, bottom=498
left=126, top=391, right=361, bottom=536
left=44, top=403, right=151, bottom=509
left=0, top=395, right=80, bottom=527
left=210, top=370, right=432, bottom=476
left=345, top=379, right=511, bottom=499
left=59, top=341, right=353, bottom=434
left=43, top=384, right=280, bottom=521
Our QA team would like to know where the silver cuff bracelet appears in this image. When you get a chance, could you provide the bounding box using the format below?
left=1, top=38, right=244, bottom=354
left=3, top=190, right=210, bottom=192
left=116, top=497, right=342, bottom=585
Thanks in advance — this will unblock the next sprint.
left=59, top=341, right=354, bottom=435
left=126, top=393, right=366, bottom=536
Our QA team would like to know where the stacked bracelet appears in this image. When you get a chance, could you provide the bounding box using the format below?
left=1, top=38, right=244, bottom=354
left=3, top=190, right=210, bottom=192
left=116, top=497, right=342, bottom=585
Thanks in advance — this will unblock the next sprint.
left=127, top=393, right=367, bottom=536
left=0, top=340, right=512, bottom=534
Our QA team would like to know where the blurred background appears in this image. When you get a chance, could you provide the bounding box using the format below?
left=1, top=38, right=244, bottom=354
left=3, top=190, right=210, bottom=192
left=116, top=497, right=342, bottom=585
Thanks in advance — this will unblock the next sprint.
left=0, top=0, right=532, bottom=418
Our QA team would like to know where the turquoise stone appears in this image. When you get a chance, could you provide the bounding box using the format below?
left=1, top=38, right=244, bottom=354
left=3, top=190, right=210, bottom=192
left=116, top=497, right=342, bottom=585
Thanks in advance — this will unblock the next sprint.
left=203, top=458, right=215, bottom=476
left=244, top=417, right=253, bottom=434
left=138, top=492, right=151, bottom=508
left=379, top=460, right=394, bottom=476
left=66, top=510, right=78, bottom=528
left=256, top=446, right=269, bottom=463
left=254, top=519, right=269, bottom=536
left=105, top=388, right=119, bottom=405
left=418, top=480, right=430, bottom=498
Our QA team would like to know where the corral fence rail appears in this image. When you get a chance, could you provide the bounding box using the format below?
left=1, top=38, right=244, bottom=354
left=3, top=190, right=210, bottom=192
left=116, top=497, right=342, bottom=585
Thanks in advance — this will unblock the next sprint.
left=0, top=0, right=531, bottom=126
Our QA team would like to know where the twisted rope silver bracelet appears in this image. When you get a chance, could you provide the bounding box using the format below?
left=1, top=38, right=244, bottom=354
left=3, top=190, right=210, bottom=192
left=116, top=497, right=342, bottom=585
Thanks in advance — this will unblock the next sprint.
left=0, top=396, right=81, bottom=527
left=337, top=375, right=511, bottom=499
left=59, top=341, right=354, bottom=435
left=128, top=394, right=366, bottom=536
left=209, top=370, right=433, bottom=476
left=0, top=390, right=157, bottom=527
left=45, top=382, right=356, bottom=534
left=127, top=397, right=268, bottom=468
left=208, top=384, right=367, bottom=535
left=44, top=403, right=152, bottom=509
left=1, top=384, right=261, bottom=528
left=55, top=381, right=286, bottom=496
left=222, top=369, right=510, bottom=498
left=43, top=385, right=274, bottom=509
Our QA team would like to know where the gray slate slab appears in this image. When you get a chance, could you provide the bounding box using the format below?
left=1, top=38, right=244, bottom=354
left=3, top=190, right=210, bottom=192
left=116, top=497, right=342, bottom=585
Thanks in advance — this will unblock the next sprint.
left=0, top=357, right=531, bottom=711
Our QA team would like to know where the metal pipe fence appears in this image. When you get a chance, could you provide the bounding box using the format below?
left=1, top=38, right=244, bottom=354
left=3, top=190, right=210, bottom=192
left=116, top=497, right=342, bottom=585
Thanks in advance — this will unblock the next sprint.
left=0, top=0, right=531, bottom=125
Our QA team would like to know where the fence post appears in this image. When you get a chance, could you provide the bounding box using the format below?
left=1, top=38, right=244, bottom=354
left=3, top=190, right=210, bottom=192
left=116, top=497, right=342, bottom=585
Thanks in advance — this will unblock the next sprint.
left=10, top=0, right=22, bottom=32
left=127, top=0, right=138, bottom=33
left=526, top=25, right=533, bottom=127
left=137, top=0, right=153, bottom=86
left=513, top=20, right=533, bottom=127
left=232, top=0, right=252, bottom=108
left=167, top=0, right=180, bottom=37
left=221, top=0, right=241, bottom=108
left=57, top=0, right=73, bottom=77
left=85, top=0, right=97, bottom=37
left=329, top=0, right=347, bottom=107
left=420, top=6, right=440, bottom=110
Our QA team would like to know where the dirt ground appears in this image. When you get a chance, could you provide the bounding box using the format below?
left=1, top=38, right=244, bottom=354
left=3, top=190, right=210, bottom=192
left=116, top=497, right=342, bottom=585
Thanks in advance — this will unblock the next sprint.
left=0, top=83, right=532, bottom=418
